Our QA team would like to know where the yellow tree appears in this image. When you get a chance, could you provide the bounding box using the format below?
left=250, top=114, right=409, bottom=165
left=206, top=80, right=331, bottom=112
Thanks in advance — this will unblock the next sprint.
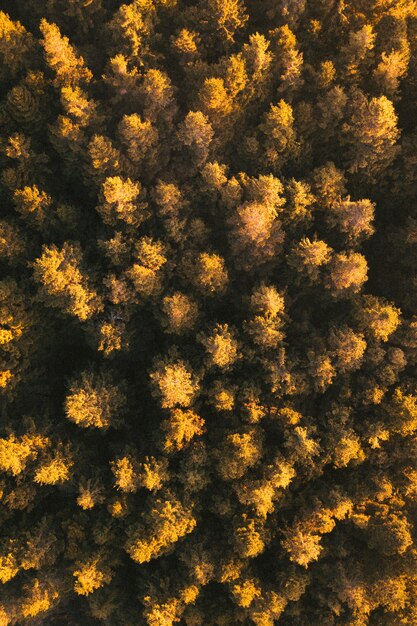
left=229, top=200, right=284, bottom=270
left=98, top=176, right=145, bottom=226
left=65, top=370, right=126, bottom=429
left=118, top=113, right=159, bottom=174
left=107, top=0, right=157, bottom=61
left=355, top=295, right=401, bottom=341
left=198, top=324, right=239, bottom=369
left=326, top=251, right=368, bottom=297
left=0, top=12, right=35, bottom=79
left=160, top=292, right=199, bottom=334
left=161, top=408, right=205, bottom=452
left=288, top=238, right=333, bottom=283
left=259, top=100, right=299, bottom=172
left=33, top=242, right=102, bottom=321
left=343, top=92, right=399, bottom=179
left=40, top=19, right=92, bottom=86
left=177, top=111, right=214, bottom=167
left=126, top=494, right=197, bottom=563
left=184, top=251, right=229, bottom=295
left=204, top=0, right=248, bottom=44
left=150, top=353, right=199, bottom=409
left=271, top=25, right=304, bottom=95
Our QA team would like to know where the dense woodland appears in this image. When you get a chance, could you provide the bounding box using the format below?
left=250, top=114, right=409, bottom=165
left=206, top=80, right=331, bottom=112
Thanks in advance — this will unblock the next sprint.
left=3, top=0, right=417, bottom=624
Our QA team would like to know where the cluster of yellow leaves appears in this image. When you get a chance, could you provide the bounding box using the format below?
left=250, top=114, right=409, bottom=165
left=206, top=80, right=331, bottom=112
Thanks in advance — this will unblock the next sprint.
left=127, top=496, right=197, bottom=563
left=150, top=356, right=199, bottom=408
left=65, top=371, right=126, bottom=429
left=0, top=434, right=49, bottom=476
left=73, top=557, right=112, bottom=596
left=33, top=243, right=102, bottom=321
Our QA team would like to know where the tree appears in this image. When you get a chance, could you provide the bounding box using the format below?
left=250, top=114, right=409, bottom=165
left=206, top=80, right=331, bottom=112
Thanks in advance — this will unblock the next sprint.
left=241, top=32, right=272, bottom=92
left=6, top=83, right=42, bottom=128
left=87, top=134, right=121, bottom=183
left=0, top=218, right=27, bottom=264
left=97, top=176, right=145, bottom=226
left=40, top=19, right=92, bottom=86
left=198, top=77, right=233, bottom=126
left=33, top=448, right=73, bottom=485
left=107, top=0, right=157, bottom=61
left=185, top=251, right=229, bottom=294
left=60, top=85, right=101, bottom=127
left=259, top=100, right=299, bottom=171
left=153, top=180, right=187, bottom=242
left=0, top=433, right=49, bottom=476
left=65, top=370, right=126, bottom=429
left=125, top=237, right=167, bottom=299
left=176, top=111, right=214, bottom=168
left=388, top=387, right=417, bottom=436
left=217, top=429, right=263, bottom=481
left=312, top=161, right=346, bottom=208
left=160, top=292, right=199, bottom=334
left=234, top=517, right=267, bottom=558
left=231, top=577, right=261, bottom=608
left=139, top=456, right=169, bottom=492
left=355, top=295, right=401, bottom=341
left=325, top=197, right=375, bottom=245
left=0, top=544, right=19, bottom=584
left=203, top=0, right=248, bottom=45
left=102, top=53, right=142, bottom=104
left=198, top=323, right=239, bottom=369
left=20, top=578, right=60, bottom=620
left=281, top=526, right=323, bottom=568
left=112, top=454, right=140, bottom=493
left=283, top=178, right=315, bottom=226
left=326, top=251, right=368, bottom=296
left=33, top=242, right=102, bottom=321
left=271, top=25, right=303, bottom=95
left=288, top=238, right=332, bottom=282
left=118, top=113, right=159, bottom=174
left=365, top=507, right=413, bottom=556
left=245, top=288, right=286, bottom=349
left=172, top=28, right=200, bottom=62
left=373, top=43, right=409, bottom=98
left=343, top=91, right=400, bottom=180
left=0, top=278, right=32, bottom=393
left=222, top=53, right=248, bottom=99
left=141, top=68, right=177, bottom=123
left=340, top=25, right=376, bottom=80
left=229, top=201, right=284, bottom=270
left=126, top=495, right=197, bottom=563
left=161, top=408, right=205, bottom=452
left=150, top=354, right=199, bottom=409
left=13, top=185, right=52, bottom=229
left=328, top=326, right=367, bottom=373
left=73, top=556, right=112, bottom=596
left=249, top=284, right=285, bottom=318
left=0, top=12, right=35, bottom=79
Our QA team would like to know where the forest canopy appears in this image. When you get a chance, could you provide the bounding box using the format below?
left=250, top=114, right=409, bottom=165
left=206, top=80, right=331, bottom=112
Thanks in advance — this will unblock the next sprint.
left=1, top=0, right=417, bottom=625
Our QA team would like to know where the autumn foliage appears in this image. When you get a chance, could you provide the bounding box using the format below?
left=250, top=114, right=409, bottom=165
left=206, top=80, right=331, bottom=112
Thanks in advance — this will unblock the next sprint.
left=1, top=1, right=417, bottom=625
